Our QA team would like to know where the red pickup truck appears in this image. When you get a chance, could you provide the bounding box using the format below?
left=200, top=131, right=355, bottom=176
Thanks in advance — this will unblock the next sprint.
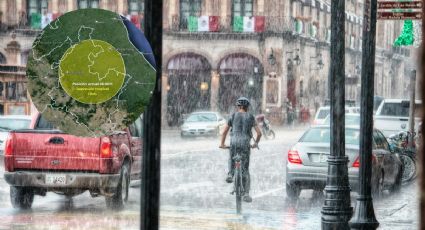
left=3, top=113, right=143, bottom=209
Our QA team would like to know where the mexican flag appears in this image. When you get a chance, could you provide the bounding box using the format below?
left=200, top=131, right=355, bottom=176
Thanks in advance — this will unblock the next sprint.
left=233, top=16, right=265, bottom=32
left=188, top=16, right=219, bottom=32
left=30, top=13, right=41, bottom=29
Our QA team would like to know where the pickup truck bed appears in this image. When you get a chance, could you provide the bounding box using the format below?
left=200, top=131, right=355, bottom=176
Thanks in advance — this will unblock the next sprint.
left=3, top=114, right=143, bottom=210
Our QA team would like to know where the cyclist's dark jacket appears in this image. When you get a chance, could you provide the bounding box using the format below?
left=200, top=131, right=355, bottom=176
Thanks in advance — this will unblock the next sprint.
left=228, top=112, right=256, bottom=148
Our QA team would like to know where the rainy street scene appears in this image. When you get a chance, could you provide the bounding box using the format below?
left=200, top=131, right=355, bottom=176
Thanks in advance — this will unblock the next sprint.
left=0, top=0, right=424, bottom=229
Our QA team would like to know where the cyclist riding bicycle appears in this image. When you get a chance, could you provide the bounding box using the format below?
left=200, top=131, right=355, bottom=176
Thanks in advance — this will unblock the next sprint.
left=219, top=97, right=262, bottom=203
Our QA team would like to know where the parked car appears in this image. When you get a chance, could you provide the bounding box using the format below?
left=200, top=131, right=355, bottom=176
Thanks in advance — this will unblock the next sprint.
left=313, top=106, right=359, bottom=125
left=3, top=113, right=143, bottom=209
left=180, top=111, right=226, bottom=138
left=374, top=99, right=422, bottom=137
left=285, top=125, right=403, bottom=198
left=0, top=115, right=31, bottom=155
left=323, top=113, right=360, bottom=126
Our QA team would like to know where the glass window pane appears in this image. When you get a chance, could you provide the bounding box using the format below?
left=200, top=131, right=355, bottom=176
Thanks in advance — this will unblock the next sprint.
left=91, top=0, right=99, bottom=8
left=79, top=0, right=88, bottom=9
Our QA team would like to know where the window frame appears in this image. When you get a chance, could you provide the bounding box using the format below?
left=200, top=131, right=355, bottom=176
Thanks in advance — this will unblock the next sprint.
left=179, top=0, right=202, bottom=30
left=27, top=0, right=48, bottom=21
left=232, top=0, right=253, bottom=18
left=77, top=0, right=100, bottom=9
left=128, top=0, right=144, bottom=15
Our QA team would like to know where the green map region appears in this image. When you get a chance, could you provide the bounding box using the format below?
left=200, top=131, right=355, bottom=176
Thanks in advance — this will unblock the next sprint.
left=27, top=9, right=156, bottom=137
left=59, top=39, right=125, bottom=104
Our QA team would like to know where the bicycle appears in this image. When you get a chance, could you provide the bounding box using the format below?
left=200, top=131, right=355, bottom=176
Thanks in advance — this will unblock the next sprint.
left=388, top=131, right=417, bottom=183
left=220, top=142, right=258, bottom=214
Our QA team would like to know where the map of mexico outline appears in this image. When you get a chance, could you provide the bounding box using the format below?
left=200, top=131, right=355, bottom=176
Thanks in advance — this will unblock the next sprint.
left=27, top=9, right=156, bottom=137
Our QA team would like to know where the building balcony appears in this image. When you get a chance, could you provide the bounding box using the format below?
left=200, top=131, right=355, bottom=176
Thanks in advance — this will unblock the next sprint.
left=165, top=15, right=332, bottom=43
left=0, top=64, right=26, bottom=76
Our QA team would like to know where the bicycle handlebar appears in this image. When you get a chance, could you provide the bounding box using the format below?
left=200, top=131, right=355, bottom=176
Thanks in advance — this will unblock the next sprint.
left=219, top=145, right=258, bottom=149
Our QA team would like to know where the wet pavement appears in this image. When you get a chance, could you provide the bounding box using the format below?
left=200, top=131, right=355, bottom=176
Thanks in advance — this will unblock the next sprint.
left=0, top=125, right=419, bottom=229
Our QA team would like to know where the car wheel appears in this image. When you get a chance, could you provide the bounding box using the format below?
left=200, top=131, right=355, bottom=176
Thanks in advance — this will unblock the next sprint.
left=372, top=172, right=384, bottom=199
left=10, top=186, right=34, bottom=209
left=286, top=183, right=301, bottom=199
left=215, top=128, right=220, bottom=138
left=390, top=166, right=402, bottom=193
left=400, top=152, right=417, bottom=183
left=106, top=163, right=130, bottom=210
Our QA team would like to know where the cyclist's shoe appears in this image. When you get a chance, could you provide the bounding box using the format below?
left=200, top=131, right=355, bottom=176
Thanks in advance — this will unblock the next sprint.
left=226, top=175, right=233, bottom=183
left=243, top=195, right=252, bottom=203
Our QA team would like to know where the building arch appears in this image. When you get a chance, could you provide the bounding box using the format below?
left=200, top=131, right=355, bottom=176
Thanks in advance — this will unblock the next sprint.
left=216, top=48, right=262, bottom=70
left=217, top=53, right=264, bottom=114
left=166, top=52, right=212, bottom=126
left=163, top=49, right=214, bottom=70
left=0, top=52, right=6, bottom=64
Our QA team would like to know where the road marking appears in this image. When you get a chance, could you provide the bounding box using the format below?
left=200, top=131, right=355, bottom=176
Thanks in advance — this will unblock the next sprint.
left=252, top=186, right=284, bottom=199
left=161, top=181, right=214, bottom=193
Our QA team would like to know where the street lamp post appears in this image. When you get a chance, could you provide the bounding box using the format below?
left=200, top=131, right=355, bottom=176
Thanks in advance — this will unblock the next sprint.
left=141, top=0, right=162, bottom=229
left=349, top=0, right=379, bottom=229
left=321, top=0, right=353, bottom=229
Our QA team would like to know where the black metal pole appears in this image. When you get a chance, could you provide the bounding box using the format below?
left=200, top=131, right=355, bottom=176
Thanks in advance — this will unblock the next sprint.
left=321, top=0, right=353, bottom=229
left=349, top=0, right=379, bottom=229
left=408, top=70, right=416, bottom=149
left=141, top=0, right=162, bottom=229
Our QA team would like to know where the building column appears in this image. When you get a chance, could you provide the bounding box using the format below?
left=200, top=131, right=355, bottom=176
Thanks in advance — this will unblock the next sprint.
left=168, top=0, right=177, bottom=30
left=5, top=42, right=21, bottom=65
left=68, top=0, right=76, bottom=11
left=210, top=70, right=219, bottom=111
left=118, top=0, right=124, bottom=14
left=0, top=0, right=6, bottom=23
left=51, top=0, right=58, bottom=14
left=161, top=73, right=169, bottom=128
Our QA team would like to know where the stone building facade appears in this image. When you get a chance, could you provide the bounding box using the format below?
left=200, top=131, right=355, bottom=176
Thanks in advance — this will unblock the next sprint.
left=0, top=0, right=415, bottom=121
left=162, top=0, right=414, bottom=126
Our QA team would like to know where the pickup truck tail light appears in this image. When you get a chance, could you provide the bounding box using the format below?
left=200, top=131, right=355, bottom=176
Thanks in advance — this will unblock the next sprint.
left=288, top=150, right=302, bottom=164
left=4, top=134, right=13, bottom=156
left=100, top=137, right=112, bottom=158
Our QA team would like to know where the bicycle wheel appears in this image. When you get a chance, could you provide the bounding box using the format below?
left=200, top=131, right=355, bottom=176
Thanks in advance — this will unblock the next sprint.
left=234, top=168, right=242, bottom=214
left=400, top=152, right=417, bottom=183
left=267, top=130, right=275, bottom=140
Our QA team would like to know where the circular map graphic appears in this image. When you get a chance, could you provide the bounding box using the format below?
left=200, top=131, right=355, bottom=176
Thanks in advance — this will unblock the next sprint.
left=59, top=39, right=126, bottom=104
left=27, top=9, right=156, bottom=137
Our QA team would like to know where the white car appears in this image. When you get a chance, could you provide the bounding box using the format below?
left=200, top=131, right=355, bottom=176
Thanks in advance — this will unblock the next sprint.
left=374, top=99, right=422, bottom=137
left=313, top=106, right=359, bottom=125
left=0, top=115, right=31, bottom=155
left=180, top=111, right=226, bottom=138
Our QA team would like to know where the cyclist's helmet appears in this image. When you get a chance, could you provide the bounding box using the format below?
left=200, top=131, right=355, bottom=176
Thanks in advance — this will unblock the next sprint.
left=236, top=97, right=250, bottom=107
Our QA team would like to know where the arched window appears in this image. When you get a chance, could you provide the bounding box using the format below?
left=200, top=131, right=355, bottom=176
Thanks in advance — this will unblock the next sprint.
left=78, top=0, right=99, bottom=9
left=27, top=0, right=48, bottom=16
left=232, top=0, right=253, bottom=17
left=300, top=80, right=304, bottom=98
left=128, top=0, right=144, bottom=15
left=0, top=52, right=6, bottom=64
left=179, top=0, right=202, bottom=30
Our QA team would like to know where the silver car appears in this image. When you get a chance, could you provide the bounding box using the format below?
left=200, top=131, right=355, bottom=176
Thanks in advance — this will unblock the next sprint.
left=285, top=125, right=403, bottom=198
left=180, top=111, right=226, bottom=138
left=0, top=115, right=31, bottom=155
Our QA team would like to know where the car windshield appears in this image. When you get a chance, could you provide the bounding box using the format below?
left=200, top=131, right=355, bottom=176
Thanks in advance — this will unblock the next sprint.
left=0, top=118, right=30, bottom=130
left=317, top=109, right=330, bottom=119
left=300, top=127, right=360, bottom=145
left=324, top=115, right=360, bottom=126
left=186, top=113, right=217, bottom=122
left=380, top=102, right=422, bottom=117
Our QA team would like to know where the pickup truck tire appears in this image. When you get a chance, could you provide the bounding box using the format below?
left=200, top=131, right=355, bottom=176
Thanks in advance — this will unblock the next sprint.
left=106, top=163, right=130, bottom=209
left=10, top=186, right=34, bottom=209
